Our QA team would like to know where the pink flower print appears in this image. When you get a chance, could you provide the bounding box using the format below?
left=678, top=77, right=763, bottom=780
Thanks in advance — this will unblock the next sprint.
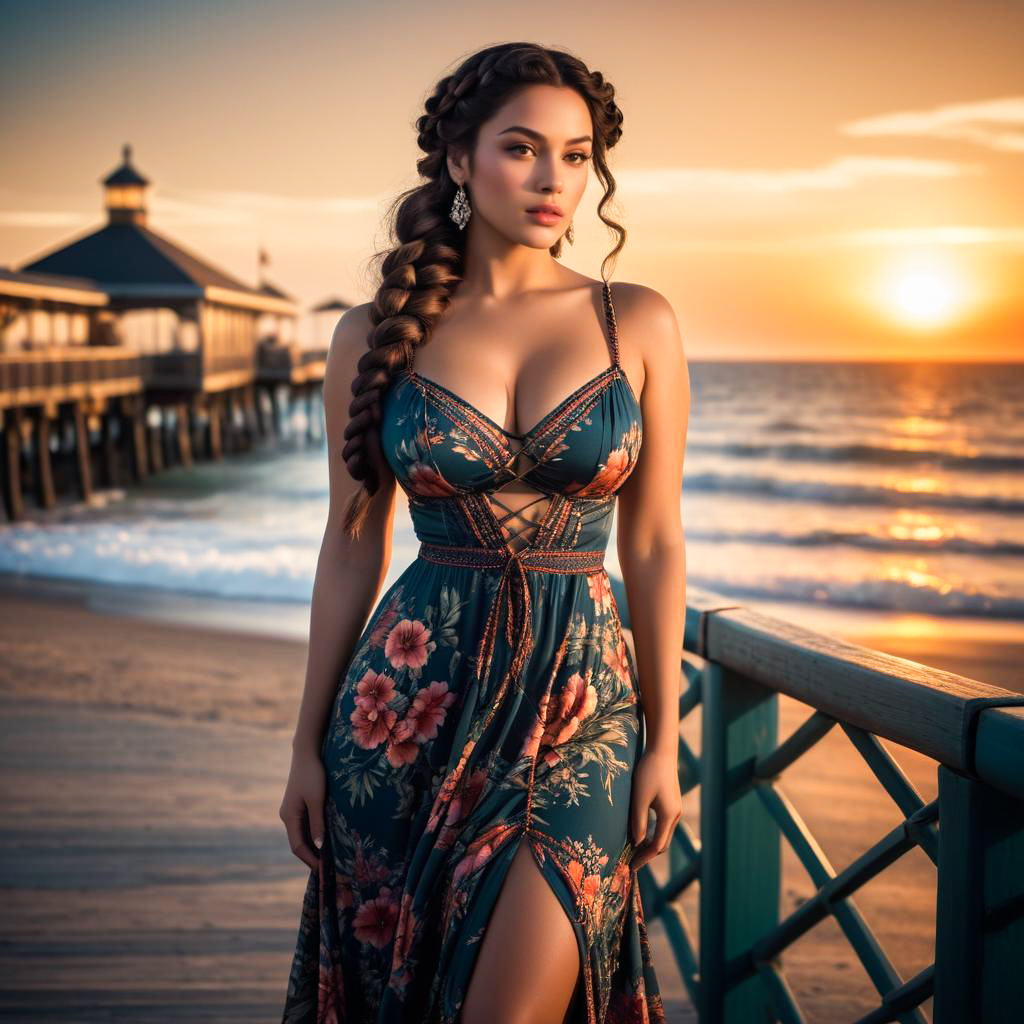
left=425, top=740, right=475, bottom=833
left=567, top=445, right=633, bottom=498
left=520, top=673, right=598, bottom=766
left=354, top=669, right=397, bottom=711
left=587, top=571, right=614, bottom=614
left=369, top=601, right=401, bottom=648
left=452, top=841, right=494, bottom=884
left=604, top=635, right=633, bottom=689
left=567, top=858, right=604, bottom=914
left=385, top=716, right=421, bottom=768
left=610, top=857, right=632, bottom=895
left=407, top=680, right=457, bottom=741
left=388, top=889, right=418, bottom=992
left=437, top=766, right=489, bottom=848
left=407, top=461, right=458, bottom=497
left=385, top=619, right=434, bottom=671
left=350, top=700, right=398, bottom=750
left=549, top=671, right=599, bottom=746
left=352, top=885, right=400, bottom=948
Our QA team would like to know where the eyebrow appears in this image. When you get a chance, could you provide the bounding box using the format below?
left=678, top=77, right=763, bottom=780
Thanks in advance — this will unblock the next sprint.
left=496, top=125, right=593, bottom=146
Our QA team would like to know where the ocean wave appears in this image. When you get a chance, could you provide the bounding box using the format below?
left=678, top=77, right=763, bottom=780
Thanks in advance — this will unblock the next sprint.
left=685, top=527, right=1024, bottom=556
left=687, top=440, right=1024, bottom=472
left=683, top=472, right=1024, bottom=511
left=686, top=572, right=1024, bottom=619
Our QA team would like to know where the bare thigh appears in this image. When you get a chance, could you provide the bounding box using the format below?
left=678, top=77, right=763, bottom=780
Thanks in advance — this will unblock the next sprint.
left=459, top=839, right=582, bottom=1024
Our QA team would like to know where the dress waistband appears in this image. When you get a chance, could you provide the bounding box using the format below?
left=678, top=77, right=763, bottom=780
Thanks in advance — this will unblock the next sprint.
left=417, top=541, right=605, bottom=574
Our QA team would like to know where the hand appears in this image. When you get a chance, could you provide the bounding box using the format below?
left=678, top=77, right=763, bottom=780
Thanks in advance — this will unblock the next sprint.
left=279, top=746, right=327, bottom=871
left=629, top=745, right=682, bottom=871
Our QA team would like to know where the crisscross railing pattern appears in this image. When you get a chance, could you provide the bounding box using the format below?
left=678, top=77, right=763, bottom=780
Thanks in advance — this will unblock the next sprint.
left=609, top=580, right=1024, bottom=1024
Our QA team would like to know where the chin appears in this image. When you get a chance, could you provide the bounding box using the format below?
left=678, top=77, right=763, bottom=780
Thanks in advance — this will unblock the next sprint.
left=514, top=227, right=560, bottom=249
left=520, top=238, right=557, bottom=251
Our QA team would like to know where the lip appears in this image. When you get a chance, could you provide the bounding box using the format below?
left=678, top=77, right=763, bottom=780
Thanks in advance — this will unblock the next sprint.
left=526, top=203, right=563, bottom=216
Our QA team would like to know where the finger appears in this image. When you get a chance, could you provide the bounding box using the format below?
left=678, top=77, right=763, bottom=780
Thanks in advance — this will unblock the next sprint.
left=650, top=810, right=679, bottom=856
left=632, top=802, right=651, bottom=846
left=307, top=799, right=326, bottom=852
left=283, top=814, right=319, bottom=871
left=631, top=839, right=655, bottom=870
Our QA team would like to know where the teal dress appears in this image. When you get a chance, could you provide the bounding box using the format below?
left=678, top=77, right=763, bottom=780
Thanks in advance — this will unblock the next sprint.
left=281, top=282, right=665, bottom=1024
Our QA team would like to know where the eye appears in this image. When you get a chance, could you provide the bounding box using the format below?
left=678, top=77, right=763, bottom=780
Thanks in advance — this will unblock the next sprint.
left=566, top=152, right=591, bottom=165
left=508, top=143, right=534, bottom=156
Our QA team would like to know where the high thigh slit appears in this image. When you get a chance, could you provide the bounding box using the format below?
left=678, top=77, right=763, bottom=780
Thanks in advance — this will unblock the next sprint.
left=280, top=282, right=665, bottom=1024
left=456, top=832, right=581, bottom=1022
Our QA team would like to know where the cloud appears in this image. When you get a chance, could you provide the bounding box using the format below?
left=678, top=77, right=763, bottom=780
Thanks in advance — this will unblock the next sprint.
left=616, top=155, right=979, bottom=198
left=152, top=187, right=383, bottom=226
left=645, top=224, right=1024, bottom=253
left=843, top=95, right=1024, bottom=153
left=0, top=210, right=93, bottom=228
left=0, top=187, right=385, bottom=230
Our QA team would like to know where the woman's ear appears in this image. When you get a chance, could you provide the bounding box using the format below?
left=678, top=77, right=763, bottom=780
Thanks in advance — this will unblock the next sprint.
left=446, top=147, right=468, bottom=185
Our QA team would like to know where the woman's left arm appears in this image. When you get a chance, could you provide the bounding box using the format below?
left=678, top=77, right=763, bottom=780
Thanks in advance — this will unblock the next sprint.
left=612, top=283, right=691, bottom=870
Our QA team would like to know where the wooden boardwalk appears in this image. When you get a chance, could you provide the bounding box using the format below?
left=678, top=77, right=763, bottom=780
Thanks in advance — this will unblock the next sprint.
left=0, top=589, right=967, bottom=1022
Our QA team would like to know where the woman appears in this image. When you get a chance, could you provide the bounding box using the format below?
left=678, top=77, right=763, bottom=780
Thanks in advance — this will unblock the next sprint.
left=279, top=41, right=689, bottom=1024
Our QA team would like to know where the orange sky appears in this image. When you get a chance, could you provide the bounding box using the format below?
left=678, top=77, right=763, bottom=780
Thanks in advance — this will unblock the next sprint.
left=1, top=0, right=1022, bottom=360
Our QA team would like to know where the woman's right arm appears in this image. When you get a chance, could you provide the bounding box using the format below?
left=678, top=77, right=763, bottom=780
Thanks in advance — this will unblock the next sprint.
left=279, top=303, right=398, bottom=868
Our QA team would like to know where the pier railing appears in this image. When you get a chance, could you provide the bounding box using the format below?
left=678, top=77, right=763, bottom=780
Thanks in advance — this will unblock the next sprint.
left=0, top=347, right=141, bottom=408
left=610, top=581, right=1024, bottom=1024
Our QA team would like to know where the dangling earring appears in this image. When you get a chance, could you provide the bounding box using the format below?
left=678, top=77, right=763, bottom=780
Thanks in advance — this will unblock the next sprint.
left=565, top=220, right=575, bottom=245
left=450, top=183, right=471, bottom=230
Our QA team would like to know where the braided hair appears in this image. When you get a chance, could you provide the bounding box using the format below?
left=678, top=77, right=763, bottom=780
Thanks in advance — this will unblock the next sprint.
left=340, top=42, right=626, bottom=540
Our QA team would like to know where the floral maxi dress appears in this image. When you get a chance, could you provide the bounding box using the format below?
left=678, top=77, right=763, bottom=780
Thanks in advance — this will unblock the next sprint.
left=281, top=281, right=665, bottom=1024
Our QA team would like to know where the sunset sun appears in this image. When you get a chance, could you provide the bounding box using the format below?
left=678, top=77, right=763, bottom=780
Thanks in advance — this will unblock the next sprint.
left=877, top=251, right=972, bottom=331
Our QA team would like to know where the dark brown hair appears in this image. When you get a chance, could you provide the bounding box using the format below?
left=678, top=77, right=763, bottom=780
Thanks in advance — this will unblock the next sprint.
left=340, top=42, right=626, bottom=540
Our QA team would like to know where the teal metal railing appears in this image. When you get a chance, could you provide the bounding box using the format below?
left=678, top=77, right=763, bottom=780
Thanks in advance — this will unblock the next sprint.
left=610, top=580, right=1024, bottom=1024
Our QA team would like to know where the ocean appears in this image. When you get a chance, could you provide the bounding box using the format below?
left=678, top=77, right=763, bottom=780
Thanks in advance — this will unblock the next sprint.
left=1, top=360, right=1021, bottom=646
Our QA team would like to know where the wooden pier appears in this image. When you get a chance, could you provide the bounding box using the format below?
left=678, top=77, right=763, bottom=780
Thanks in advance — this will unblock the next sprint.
left=0, top=145, right=335, bottom=522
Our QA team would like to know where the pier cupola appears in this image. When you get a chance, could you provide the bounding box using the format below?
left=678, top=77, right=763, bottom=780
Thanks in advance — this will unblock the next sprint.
left=102, top=144, right=150, bottom=226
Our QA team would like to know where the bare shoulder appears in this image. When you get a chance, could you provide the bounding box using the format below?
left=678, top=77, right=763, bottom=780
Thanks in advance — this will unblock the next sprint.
left=327, top=302, right=374, bottom=367
left=321, top=300, right=397, bottom=543
left=609, top=282, right=681, bottom=349
left=323, top=302, right=376, bottom=436
left=607, top=282, right=686, bottom=392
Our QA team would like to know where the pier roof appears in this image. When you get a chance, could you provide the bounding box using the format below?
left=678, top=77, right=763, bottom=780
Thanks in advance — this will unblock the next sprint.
left=0, top=266, right=109, bottom=306
left=17, top=223, right=296, bottom=315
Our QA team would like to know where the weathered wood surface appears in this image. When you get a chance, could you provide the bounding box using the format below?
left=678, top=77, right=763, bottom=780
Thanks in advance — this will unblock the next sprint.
left=677, top=586, right=1024, bottom=774
left=1, top=587, right=1007, bottom=1022
left=0, top=591, right=691, bottom=1022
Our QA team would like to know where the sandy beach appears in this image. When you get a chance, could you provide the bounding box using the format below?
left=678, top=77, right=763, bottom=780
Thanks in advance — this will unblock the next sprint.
left=1, top=581, right=1021, bottom=1022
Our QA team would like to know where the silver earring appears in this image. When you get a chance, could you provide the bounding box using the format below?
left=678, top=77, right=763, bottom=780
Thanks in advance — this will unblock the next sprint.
left=565, top=220, right=574, bottom=245
left=450, top=183, right=471, bottom=230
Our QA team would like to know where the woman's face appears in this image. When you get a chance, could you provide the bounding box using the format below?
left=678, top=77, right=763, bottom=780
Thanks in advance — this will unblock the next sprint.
left=449, top=84, right=594, bottom=249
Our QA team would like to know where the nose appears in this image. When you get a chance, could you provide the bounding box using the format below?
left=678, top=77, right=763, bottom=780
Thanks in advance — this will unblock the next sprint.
left=536, top=154, right=563, bottom=194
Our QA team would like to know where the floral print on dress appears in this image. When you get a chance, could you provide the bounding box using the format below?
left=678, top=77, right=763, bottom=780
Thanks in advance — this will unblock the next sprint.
left=281, top=283, right=664, bottom=1024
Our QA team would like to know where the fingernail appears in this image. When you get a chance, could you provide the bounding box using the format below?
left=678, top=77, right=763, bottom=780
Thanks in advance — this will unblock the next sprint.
left=313, top=836, right=323, bottom=850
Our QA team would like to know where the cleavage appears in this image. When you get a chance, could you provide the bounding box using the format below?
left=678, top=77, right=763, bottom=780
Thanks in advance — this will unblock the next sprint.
left=416, top=360, right=616, bottom=440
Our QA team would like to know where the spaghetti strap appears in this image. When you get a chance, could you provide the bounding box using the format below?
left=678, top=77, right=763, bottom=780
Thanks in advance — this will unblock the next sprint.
left=601, top=280, right=621, bottom=368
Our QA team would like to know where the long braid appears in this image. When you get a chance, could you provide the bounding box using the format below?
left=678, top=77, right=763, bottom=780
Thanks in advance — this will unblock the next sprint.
left=340, top=42, right=627, bottom=540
